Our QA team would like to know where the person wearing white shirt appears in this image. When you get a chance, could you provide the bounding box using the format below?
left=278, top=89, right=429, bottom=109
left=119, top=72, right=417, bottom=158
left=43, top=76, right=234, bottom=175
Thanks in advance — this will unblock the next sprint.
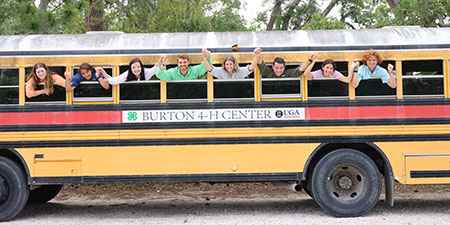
left=104, top=57, right=162, bottom=84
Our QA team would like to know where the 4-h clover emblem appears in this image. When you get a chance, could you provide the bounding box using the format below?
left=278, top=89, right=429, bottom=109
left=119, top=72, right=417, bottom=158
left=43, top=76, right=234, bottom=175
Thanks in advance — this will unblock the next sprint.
left=127, top=111, right=138, bottom=121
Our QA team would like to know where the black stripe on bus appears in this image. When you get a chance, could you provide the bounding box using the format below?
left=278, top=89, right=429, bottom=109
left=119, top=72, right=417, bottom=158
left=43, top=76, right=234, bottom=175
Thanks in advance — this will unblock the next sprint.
left=1, top=98, right=449, bottom=113
left=30, top=172, right=301, bottom=184
left=2, top=44, right=450, bottom=56
left=3, top=134, right=450, bottom=148
left=410, top=170, right=450, bottom=178
left=1, top=118, right=450, bottom=132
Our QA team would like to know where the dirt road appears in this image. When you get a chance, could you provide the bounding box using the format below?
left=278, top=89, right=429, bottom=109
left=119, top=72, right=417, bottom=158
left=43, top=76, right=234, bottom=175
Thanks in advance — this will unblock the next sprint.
left=5, top=183, right=450, bottom=224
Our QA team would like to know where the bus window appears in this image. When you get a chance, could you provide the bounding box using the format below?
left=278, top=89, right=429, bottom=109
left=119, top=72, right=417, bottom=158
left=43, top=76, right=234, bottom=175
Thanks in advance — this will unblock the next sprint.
left=402, top=60, right=444, bottom=97
left=355, top=60, right=396, bottom=98
left=25, top=66, right=66, bottom=104
left=307, top=61, right=348, bottom=99
left=118, top=65, right=160, bottom=102
left=72, top=66, right=113, bottom=102
left=167, top=80, right=207, bottom=101
left=213, top=64, right=254, bottom=101
left=0, top=68, right=19, bottom=104
left=261, top=64, right=301, bottom=99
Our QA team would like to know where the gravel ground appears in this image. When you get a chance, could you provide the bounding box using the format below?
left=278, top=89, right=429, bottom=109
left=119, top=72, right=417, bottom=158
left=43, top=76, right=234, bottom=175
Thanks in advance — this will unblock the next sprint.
left=5, top=182, right=450, bottom=224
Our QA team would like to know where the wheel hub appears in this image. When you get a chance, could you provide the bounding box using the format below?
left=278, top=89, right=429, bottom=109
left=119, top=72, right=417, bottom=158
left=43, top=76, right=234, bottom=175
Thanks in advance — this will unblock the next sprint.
left=337, top=176, right=353, bottom=189
left=329, top=166, right=364, bottom=201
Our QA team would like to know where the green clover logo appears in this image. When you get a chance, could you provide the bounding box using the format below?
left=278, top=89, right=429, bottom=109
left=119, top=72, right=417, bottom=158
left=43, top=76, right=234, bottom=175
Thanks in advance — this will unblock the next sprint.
left=127, top=111, right=138, bottom=121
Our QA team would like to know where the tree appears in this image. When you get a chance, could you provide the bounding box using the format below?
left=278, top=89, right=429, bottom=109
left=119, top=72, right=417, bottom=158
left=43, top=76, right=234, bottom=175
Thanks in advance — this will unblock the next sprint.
left=257, top=0, right=449, bottom=30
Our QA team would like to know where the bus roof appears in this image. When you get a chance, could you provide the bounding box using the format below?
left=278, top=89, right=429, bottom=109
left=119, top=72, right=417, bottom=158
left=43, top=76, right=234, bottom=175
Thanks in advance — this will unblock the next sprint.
left=1, top=26, right=450, bottom=56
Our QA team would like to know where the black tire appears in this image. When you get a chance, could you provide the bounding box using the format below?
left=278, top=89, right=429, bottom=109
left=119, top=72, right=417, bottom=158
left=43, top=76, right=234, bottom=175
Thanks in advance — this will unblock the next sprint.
left=311, top=149, right=381, bottom=217
left=28, top=185, right=63, bottom=203
left=0, top=156, right=29, bottom=222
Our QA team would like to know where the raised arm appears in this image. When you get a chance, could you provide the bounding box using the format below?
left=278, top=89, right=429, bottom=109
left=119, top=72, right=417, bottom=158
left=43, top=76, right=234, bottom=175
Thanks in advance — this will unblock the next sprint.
left=95, top=67, right=110, bottom=90
left=351, top=61, right=360, bottom=88
left=303, top=54, right=317, bottom=79
left=299, top=54, right=315, bottom=72
left=256, top=48, right=263, bottom=65
left=385, top=63, right=397, bottom=88
left=155, top=56, right=172, bottom=81
left=248, top=47, right=262, bottom=71
left=202, top=48, right=213, bottom=72
left=64, top=71, right=75, bottom=92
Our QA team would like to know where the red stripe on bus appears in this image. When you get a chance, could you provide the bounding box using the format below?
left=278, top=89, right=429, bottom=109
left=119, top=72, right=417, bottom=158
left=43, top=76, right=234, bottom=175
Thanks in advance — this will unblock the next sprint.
left=307, top=105, right=450, bottom=120
left=0, top=111, right=121, bottom=125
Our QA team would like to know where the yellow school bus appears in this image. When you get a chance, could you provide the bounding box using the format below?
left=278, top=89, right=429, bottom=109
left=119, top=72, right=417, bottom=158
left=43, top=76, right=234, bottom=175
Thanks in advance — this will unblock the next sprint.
left=0, top=26, right=449, bottom=220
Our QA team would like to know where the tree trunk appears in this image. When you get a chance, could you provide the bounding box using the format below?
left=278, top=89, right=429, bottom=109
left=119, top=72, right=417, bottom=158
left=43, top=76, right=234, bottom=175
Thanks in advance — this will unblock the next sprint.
left=321, top=0, right=339, bottom=17
left=267, top=0, right=282, bottom=31
left=385, top=0, right=398, bottom=9
left=281, top=0, right=301, bottom=30
left=86, top=0, right=104, bottom=31
left=39, top=0, right=49, bottom=34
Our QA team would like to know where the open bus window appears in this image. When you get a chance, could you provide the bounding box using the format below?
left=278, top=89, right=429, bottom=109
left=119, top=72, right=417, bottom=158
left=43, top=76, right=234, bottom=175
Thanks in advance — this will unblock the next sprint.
left=0, top=68, right=19, bottom=104
left=307, top=61, right=348, bottom=99
left=355, top=60, right=396, bottom=98
left=25, top=66, right=66, bottom=104
left=261, top=64, right=302, bottom=99
left=118, top=65, right=160, bottom=102
left=402, top=60, right=444, bottom=97
left=211, top=63, right=254, bottom=100
left=72, top=66, right=113, bottom=102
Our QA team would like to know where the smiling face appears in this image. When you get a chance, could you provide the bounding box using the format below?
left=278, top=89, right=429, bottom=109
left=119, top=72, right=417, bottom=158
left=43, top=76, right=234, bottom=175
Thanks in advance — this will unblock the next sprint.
left=35, top=67, right=47, bottom=80
left=322, top=63, right=334, bottom=77
left=131, top=62, right=142, bottom=77
left=272, top=62, right=285, bottom=77
left=177, top=58, right=190, bottom=75
left=224, top=60, right=235, bottom=74
left=367, top=56, right=378, bottom=71
left=80, top=69, right=92, bottom=80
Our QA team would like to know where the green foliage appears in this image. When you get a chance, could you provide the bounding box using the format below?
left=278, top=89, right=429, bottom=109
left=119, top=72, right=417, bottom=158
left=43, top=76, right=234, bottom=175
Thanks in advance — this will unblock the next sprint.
left=302, top=13, right=347, bottom=30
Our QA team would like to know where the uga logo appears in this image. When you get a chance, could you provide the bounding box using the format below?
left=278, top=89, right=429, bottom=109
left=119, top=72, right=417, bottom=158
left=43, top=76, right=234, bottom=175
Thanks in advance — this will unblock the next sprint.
left=275, top=110, right=283, bottom=118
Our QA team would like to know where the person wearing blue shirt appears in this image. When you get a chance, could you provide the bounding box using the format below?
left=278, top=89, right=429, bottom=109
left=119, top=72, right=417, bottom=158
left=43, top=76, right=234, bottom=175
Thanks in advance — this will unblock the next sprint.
left=350, top=49, right=397, bottom=89
left=64, top=62, right=110, bottom=92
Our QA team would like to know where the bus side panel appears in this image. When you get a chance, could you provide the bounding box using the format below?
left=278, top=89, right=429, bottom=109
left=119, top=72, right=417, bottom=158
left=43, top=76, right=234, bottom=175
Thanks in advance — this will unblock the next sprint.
left=376, top=141, right=450, bottom=184
left=16, top=143, right=319, bottom=179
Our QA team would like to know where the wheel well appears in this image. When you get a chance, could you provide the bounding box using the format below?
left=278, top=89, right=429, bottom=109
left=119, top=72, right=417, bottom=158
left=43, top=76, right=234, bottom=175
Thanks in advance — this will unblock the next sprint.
left=0, top=149, right=30, bottom=183
left=302, top=143, right=390, bottom=182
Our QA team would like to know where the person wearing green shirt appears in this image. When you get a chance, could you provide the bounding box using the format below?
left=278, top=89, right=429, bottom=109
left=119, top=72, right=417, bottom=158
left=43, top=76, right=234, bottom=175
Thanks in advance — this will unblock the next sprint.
left=156, top=49, right=212, bottom=81
left=255, top=48, right=312, bottom=78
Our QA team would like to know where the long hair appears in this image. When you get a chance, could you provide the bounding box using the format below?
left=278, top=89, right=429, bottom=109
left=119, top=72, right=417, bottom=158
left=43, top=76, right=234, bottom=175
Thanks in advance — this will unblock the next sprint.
left=222, top=55, right=239, bottom=74
left=362, top=49, right=383, bottom=65
left=26, top=63, right=54, bottom=95
left=126, top=58, right=145, bottom=81
left=321, top=59, right=337, bottom=72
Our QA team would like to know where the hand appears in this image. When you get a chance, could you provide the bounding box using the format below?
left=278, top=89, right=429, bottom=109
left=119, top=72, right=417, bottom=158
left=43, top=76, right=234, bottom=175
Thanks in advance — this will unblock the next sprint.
left=94, top=67, right=102, bottom=76
left=310, top=54, right=317, bottom=62
left=351, top=61, right=360, bottom=70
left=253, top=47, right=262, bottom=56
left=387, top=63, right=394, bottom=74
left=202, top=48, right=211, bottom=58
left=64, top=71, right=72, bottom=80
left=160, top=55, right=168, bottom=66
left=43, top=88, right=51, bottom=96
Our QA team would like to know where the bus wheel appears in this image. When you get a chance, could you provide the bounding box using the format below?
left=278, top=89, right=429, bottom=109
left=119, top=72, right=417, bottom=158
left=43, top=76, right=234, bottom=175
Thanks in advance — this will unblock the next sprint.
left=311, top=149, right=381, bottom=217
left=0, top=157, right=29, bottom=221
left=28, top=185, right=63, bottom=203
